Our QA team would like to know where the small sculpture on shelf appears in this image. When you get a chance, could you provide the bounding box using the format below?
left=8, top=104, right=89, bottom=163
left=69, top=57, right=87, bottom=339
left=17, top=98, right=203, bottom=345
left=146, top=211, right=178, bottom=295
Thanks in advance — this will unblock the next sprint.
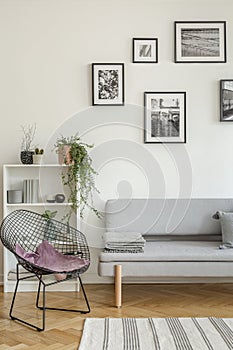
left=55, top=193, right=65, bottom=203
left=46, top=193, right=65, bottom=203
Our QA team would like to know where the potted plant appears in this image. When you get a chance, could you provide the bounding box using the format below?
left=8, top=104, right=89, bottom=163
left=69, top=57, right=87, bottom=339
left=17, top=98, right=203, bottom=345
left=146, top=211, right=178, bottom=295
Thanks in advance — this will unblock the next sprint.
left=54, top=134, right=101, bottom=222
left=42, top=210, right=58, bottom=240
left=33, top=148, right=44, bottom=164
left=20, top=124, right=36, bottom=164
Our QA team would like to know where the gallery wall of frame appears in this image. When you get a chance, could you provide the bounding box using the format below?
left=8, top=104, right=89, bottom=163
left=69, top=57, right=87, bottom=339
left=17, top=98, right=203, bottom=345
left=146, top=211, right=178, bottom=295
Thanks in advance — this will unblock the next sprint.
left=91, top=20, right=228, bottom=143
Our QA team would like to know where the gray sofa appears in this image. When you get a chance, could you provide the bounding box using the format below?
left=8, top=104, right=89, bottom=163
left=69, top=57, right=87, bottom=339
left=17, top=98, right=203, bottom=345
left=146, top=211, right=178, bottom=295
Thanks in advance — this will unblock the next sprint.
left=98, top=198, right=233, bottom=307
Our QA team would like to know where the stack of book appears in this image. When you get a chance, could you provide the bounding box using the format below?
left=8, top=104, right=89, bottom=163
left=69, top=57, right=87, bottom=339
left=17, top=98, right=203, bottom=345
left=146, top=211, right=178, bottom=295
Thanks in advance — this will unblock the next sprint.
left=23, top=179, right=39, bottom=203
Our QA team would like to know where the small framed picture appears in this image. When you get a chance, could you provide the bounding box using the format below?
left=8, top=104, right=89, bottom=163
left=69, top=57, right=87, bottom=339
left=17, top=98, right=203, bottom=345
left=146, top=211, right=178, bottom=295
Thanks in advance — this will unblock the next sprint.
left=175, top=21, right=226, bottom=63
left=144, top=92, right=186, bottom=143
left=133, top=38, right=158, bottom=63
left=220, top=80, right=233, bottom=121
left=92, top=63, right=124, bottom=106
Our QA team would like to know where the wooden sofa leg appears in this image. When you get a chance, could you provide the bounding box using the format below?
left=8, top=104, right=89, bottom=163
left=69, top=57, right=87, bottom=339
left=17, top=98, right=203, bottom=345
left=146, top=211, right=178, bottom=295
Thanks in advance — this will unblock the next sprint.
left=115, top=264, right=122, bottom=308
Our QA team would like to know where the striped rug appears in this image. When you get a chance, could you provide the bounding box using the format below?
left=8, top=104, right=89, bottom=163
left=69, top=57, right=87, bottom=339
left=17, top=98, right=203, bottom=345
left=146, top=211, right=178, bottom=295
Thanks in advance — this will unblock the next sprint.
left=78, top=317, right=233, bottom=350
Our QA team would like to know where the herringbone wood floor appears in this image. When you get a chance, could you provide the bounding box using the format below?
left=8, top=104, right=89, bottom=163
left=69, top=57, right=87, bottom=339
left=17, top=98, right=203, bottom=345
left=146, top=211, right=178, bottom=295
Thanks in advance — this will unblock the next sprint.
left=1, top=283, right=233, bottom=349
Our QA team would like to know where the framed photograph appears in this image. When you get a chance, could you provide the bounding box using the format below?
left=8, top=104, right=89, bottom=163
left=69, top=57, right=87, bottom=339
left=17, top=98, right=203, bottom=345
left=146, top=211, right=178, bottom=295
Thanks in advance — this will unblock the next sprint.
left=144, top=92, right=186, bottom=143
left=92, top=63, right=124, bottom=105
left=133, top=38, right=158, bottom=63
left=220, top=80, right=233, bottom=121
left=175, top=21, right=226, bottom=63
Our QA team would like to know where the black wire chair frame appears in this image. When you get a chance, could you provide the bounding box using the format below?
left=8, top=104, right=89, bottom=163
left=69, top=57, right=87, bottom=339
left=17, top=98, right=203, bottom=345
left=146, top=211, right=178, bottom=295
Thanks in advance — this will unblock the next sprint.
left=0, top=209, right=91, bottom=331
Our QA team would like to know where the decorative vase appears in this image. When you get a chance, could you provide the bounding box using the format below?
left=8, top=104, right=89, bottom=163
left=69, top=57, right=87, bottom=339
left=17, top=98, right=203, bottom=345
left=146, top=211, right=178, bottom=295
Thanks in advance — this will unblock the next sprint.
left=55, top=193, right=65, bottom=203
left=7, top=190, right=23, bottom=204
left=20, top=151, right=34, bottom=164
left=33, top=154, right=43, bottom=164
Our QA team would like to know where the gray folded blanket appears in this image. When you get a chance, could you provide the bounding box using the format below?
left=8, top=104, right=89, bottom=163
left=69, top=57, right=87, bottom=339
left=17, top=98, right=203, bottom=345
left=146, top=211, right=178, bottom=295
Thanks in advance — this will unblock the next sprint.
left=103, top=232, right=146, bottom=253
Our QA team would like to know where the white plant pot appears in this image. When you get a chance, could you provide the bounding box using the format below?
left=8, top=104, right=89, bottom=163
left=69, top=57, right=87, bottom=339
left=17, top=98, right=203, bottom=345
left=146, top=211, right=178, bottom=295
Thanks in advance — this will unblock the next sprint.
left=33, top=154, right=43, bottom=164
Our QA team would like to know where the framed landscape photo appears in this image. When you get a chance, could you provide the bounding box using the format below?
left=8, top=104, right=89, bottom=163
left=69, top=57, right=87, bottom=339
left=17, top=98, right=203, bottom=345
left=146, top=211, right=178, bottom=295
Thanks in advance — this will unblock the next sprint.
left=92, top=63, right=124, bottom=105
left=133, top=38, right=158, bottom=63
left=175, top=21, right=226, bottom=63
left=220, top=80, right=233, bottom=121
left=144, top=92, right=186, bottom=143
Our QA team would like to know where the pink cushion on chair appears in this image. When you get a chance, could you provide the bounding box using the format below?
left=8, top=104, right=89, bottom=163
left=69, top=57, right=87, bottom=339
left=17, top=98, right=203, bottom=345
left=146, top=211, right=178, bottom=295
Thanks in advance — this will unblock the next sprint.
left=16, top=240, right=89, bottom=272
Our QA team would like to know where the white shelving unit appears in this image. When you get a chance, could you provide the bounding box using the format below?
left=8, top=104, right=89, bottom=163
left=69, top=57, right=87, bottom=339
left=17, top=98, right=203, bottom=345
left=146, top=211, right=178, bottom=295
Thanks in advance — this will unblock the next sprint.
left=2, top=164, right=78, bottom=292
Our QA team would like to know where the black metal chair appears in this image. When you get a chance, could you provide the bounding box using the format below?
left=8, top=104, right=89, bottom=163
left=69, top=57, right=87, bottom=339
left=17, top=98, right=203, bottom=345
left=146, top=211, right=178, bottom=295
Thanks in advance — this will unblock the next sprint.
left=0, top=209, right=91, bottom=331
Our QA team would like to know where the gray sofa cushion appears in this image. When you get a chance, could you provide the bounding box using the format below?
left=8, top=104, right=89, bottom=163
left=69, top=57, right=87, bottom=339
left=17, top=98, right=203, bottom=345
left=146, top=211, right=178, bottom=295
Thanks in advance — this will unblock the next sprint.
left=216, top=211, right=233, bottom=248
left=99, top=241, right=233, bottom=262
left=105, top=198, right=233, bottom=236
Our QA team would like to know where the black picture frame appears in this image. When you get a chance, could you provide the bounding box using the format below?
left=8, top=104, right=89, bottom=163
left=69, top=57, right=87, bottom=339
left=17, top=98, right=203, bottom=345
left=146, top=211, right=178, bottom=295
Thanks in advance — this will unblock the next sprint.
left=175, top=21, right=226, bottom=63
left=132, top=38, right=158, bottom=63
left=144, top=91, right=186, bottom=143
left=220, top=80, right=233, bottom=122
left=92, top=63, right=124, bottom=106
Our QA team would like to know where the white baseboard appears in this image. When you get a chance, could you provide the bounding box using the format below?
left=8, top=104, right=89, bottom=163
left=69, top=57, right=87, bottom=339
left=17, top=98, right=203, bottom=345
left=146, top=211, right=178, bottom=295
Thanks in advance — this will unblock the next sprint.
left=82, top=273, right=233, bottom=284
left=3, top=274, right=113, bottom=292
left=3, top=274, right=233, bottom=292
left=82, top=273, right=113, bottom=284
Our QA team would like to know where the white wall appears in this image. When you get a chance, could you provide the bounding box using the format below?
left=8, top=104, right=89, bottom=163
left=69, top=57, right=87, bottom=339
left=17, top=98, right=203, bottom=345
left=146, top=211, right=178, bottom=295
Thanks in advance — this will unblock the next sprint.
left=1, top=0, right=233, bottom=284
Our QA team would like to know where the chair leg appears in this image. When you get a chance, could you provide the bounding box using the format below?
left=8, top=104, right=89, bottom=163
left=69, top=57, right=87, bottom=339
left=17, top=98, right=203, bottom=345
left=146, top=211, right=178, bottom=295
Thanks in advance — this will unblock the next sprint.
left=9, top=264, right=45, bottom=331
left=36, top=276, right=90, bottom=314
left=9, top=275, right=20, bottom=319
left=78, top=276, right=91, bottom=313
left=36, top=278, right=42, bottom=308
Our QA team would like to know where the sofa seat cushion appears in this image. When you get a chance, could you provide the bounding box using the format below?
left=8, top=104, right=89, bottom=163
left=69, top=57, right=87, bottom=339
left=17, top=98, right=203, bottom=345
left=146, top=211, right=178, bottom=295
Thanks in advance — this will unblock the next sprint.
left=99, top=241, right=233, bottom=262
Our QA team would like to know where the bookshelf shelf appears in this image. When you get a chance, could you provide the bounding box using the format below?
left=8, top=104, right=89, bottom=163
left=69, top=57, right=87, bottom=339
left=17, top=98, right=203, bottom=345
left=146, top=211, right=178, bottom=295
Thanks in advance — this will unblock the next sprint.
left=6, top=202, right=72, bottom=207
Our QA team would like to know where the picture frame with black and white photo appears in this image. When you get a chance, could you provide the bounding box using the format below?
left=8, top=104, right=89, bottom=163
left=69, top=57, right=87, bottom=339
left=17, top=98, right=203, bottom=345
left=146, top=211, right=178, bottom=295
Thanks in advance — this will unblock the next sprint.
left=220, top=80, right=233, bottom=122
left=144, top=92, right=186, bottom=143
left=175, top=21, right=226, bottom=63
left=92, top=63, right=124, bottom=105
left=133, top=38, right=158, bottom=63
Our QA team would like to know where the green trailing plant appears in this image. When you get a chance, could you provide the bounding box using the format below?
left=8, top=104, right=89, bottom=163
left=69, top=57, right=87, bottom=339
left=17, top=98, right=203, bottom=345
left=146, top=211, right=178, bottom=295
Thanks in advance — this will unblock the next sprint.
left=53, top=134, right=101, bottom=222
left=35, top=147, right=44, bottom=155
left=41, top=210, right=57, bottom=220
left=41, top=210, right=58, bottom=240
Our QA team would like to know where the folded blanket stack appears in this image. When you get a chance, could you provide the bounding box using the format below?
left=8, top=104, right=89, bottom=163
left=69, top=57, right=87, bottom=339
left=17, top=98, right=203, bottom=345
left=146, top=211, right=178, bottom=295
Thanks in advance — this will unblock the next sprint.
left=103, top=232, right=145, bottom=253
